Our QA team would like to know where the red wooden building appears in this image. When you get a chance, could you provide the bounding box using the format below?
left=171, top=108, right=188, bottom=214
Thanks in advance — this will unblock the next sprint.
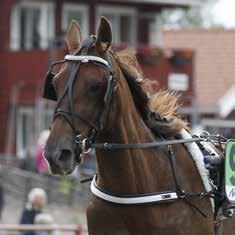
left=0, top=0, right=200, bottom=157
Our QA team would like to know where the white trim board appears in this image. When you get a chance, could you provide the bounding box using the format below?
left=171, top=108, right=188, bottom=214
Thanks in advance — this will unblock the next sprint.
left=106, top=0, right=202, bottom=6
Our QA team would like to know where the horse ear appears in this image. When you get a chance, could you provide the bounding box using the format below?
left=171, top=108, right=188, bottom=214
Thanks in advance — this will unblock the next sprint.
left=66, top=20, right=81, bottom=55
left=96, top=17, right=112, bottom=55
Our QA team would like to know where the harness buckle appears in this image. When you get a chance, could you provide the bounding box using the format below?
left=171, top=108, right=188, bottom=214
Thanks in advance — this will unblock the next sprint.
left=75, top=134, right=83, bottom=144
left=75, top=135, right=91, bottom=153
left=178, top=190, right=186, bottom=199
left=75, top=135, right=92, bottom=164
left=82, top=138, right=91, bottom=154
left=81, top=58, right=89, bottom=63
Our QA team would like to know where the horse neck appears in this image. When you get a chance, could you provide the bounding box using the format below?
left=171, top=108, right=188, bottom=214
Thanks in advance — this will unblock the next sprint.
left=96, top=92, right=172, bottom=195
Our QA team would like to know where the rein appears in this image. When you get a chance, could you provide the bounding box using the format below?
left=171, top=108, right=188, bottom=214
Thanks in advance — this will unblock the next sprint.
left=79, top=136, right=207, bottom=152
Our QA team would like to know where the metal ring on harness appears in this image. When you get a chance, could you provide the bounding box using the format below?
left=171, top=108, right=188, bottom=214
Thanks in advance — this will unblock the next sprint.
left=75, top=135, right=91, bottom=154
left=82, top=138, right=91, bottom=154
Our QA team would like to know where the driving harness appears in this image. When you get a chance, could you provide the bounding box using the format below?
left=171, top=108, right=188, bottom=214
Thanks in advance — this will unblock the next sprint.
left=43, top=36, right=226, bottom=219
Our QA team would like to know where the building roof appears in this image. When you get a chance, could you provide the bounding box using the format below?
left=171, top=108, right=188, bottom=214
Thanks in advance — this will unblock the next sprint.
left=108, top=0, right=203, bottom=6
left=162, top=29, right=235, bottom=113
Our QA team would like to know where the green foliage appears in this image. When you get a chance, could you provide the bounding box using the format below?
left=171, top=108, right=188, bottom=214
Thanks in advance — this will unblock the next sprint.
left=159, top=0, right=221, bottom=29
left=59, top=177, right=81, bottom=195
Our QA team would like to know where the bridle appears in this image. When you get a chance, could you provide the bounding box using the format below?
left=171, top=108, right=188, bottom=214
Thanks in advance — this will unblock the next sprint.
left=54, top=54, right=117, bottom=163
left=43, top=36, right=117, bottom=163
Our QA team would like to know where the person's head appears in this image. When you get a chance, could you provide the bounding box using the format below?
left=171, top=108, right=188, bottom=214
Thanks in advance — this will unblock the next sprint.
left=28, top=188, right=47, bottom=210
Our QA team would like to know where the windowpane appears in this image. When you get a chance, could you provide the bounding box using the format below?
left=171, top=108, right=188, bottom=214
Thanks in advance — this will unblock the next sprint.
left=103, top=14, right=116, bottom=25
left=97, top=7, right=136, bottom=46
left=120, top=15, right=131, bottom=44
left=31, top=9, right=40, bottom=49
left=20, top=7, right=41, bottom=49
left=67, top=10, right=83, bottom=25
left=17, top=109, right=35, bottom=158
left=22, top=113, right=28, bottom=148
left=62, top=5, right=89, bottom=38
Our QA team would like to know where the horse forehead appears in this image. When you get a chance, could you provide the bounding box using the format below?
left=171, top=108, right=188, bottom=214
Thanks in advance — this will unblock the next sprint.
left=77, top=64, right=107, bottom=79
left=57, top=63, right=102, bottom=81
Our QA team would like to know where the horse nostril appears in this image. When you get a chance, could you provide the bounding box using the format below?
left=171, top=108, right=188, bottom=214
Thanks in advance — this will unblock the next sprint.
left=58, top=149, right=72, bottom=162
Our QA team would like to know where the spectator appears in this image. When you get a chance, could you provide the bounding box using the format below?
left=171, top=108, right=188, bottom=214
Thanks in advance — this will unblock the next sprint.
left=20, top=188, right=47, bottom=235
left=35, top=213, right=60, bottom=235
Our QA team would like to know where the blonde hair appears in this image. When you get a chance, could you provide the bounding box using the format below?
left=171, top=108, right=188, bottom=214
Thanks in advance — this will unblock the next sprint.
left=28, top=188, right=47, bottom=203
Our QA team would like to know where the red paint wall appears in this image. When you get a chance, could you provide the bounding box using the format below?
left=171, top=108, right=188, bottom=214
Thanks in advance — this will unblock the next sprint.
left=0, top=0, right=193, bottom=154
left=0, top=50, right=52, bottom=153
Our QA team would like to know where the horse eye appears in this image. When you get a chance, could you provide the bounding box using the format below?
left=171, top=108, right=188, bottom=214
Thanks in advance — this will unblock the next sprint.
left=89, top=81, right=102, bottom=94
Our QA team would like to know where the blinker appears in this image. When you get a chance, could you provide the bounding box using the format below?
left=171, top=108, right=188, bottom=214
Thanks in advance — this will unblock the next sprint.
left=43, top=71, right=57, bottom=101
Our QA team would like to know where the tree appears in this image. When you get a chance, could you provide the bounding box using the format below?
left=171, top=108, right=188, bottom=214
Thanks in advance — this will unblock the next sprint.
left=159, top=0, right=221, bottom=29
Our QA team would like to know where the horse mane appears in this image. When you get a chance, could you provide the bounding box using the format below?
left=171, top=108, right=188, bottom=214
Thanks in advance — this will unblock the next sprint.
left=115, top=49, right=188, bottom=137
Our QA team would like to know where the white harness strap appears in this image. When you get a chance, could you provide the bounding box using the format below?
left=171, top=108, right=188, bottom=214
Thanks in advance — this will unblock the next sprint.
left=65, top=55, right=109, bottom=67
left=90, top=176, right=178, bottom=205
left=180, top=129, right=214, bottom=211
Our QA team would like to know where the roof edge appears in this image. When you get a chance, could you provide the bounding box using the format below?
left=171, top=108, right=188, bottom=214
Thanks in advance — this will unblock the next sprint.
left=123, top=0, right=203, bottom=6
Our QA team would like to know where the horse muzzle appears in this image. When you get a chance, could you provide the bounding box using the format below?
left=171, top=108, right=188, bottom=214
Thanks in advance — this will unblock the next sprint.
left=43, top=146, right=77, bottom=175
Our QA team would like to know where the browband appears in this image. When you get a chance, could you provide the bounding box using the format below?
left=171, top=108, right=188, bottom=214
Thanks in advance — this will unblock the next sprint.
left=65, top=55, right=109, bottom=67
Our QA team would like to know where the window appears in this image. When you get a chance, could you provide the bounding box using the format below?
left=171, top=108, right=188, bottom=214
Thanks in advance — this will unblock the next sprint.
left=17, top=107, right=35, bottom=158
left=96, top=6, right=137, bottom=46
left=16, top=105, right=53, bottom=158
left=62, top=4, right=89, bottom=38
left=10, top=2, right=55, bottom=50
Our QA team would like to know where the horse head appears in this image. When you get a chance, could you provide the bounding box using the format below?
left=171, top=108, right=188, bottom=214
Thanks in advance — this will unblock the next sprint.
left=43, top=17, right=116, bottom=175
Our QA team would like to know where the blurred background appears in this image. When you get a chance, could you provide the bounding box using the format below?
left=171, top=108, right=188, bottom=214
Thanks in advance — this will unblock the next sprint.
left=0, top=0, right=235, bottom=233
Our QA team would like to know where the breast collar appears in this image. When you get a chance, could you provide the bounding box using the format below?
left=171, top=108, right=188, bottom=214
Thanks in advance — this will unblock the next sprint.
left=90, top=175, right=178, bottom=205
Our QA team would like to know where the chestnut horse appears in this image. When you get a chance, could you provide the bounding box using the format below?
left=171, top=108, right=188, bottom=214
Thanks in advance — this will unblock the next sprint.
left=43, top=17, right=235, bottom=234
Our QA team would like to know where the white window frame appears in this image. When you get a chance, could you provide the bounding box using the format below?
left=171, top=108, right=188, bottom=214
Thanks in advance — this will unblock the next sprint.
left=16, top=105, right=53, bottom=158
left=62, top=3, right=89, bottom=38
left=96, top=5, right=137, bottom=47
left=10, top=1, right=55, bottom=51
